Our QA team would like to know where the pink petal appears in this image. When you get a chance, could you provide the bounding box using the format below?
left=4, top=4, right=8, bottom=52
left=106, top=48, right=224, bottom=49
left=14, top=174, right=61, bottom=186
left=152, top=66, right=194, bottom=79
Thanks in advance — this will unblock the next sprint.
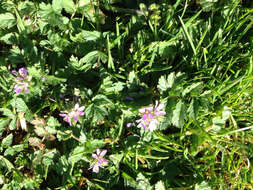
left=78, top=106, right=85, bottom=111
left=148, top=113, right=154, bottom=119
left=73, top=115, right=78, bottom=122
left=159, top=111, right=166, bottom=116
left=92, top=153, right=98, bottom=159
left=96, top=149, right=101, bottom=155
left=157, top=103, right=165, bottom=110
left=12, top=70, right=17, bottom=75
left=59, top=113, right=67, bottom=117
left=101, top=158, right=108, bottom=164
left=14, top=85, right=22, bottom=94
left=138, top=108, right=146, bottom=113
left=142, top=114, right=147, bottom=121
left=149, top=120, right=159, bottom=131
left=92, top=164, right=99, bottom=173
left=25, top=87, right=29, bottom=94
left=137, top=122, right=143, bottom=128
left=100, top=149, right=107, bottom=157
left=74, top=103, right=79, bottom=110
left=155, top=100, right=159, bottom=108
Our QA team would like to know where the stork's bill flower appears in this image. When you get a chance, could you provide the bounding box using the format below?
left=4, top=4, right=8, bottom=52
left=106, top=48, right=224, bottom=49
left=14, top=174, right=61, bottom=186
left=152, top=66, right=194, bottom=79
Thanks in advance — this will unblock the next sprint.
left=136, top=100, right=166, bottom=131
left=59, top=103, right=85, bottom=126
left=12, top=67, right=30, bottom=94
left=89, top=149, right=108, bottom=173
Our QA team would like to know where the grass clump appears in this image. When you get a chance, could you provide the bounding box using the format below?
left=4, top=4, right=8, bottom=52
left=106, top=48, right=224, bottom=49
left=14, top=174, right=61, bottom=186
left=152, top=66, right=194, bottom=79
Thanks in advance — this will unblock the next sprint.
left=0, top=0, right=252, bottom=189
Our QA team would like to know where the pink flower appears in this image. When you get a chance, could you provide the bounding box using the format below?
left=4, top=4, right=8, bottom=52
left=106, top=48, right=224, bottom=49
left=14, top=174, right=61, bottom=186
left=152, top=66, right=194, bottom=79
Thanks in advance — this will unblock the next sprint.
left=12, top=67, right=30, bottom=94
left=59, top=103, right=85, bottom=126
left=89, top=149, right=108, bottom=173
left=136, top=100, right=166, bottom=131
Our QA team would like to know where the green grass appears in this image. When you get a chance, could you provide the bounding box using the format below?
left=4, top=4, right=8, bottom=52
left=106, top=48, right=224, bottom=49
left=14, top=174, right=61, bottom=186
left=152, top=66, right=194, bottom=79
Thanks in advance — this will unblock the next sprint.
left=0, top=0, right=252, bottom=189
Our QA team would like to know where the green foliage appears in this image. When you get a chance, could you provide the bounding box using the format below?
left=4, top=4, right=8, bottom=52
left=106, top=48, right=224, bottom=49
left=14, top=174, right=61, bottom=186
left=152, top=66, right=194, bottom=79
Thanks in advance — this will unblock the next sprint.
left=0, top=0, right=252, bottom=189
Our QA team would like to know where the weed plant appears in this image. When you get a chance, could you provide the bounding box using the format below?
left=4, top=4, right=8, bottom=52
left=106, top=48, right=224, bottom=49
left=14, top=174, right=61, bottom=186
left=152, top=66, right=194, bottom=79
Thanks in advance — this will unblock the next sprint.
left=0, top=0, right=252, bottom=189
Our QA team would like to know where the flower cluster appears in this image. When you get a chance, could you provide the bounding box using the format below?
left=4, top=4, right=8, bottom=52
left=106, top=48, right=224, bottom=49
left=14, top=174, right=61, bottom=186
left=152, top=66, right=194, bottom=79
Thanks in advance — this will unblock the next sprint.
left=136, top=100, right=166, bottom=131
left=90, top=149, right=108, bottom=173
left=12, top=67, right=30, bottom=94
left=59, top=103, right=85, bottom=126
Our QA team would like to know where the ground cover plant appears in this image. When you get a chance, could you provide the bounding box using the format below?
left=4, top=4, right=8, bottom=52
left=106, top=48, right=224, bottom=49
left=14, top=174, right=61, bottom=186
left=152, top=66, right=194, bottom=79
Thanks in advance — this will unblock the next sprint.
left=0, top=0, right=253, bottom=189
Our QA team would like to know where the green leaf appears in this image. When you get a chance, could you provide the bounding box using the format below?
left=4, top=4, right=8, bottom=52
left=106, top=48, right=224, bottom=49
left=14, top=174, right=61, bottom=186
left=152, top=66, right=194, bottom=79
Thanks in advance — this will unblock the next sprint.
left=12, top=98, right=28, bottom=113
left=2, top=134, right=13, bottom=148
left=52, top=0, right=63, bottom=14
left=0, top=119, right=9, bottom=136
left=45, top=75, right=66, bottom=86
left=9, top=117, right=17, bottom=130
left=42, top=149, right=58, bottom=166
left=154, top=180, right=166, bottom=190
left=81, top=51, right=108, bottom=64
left=182, top=82, right=203, bottom=97
left=100, top=77, right=125, bottom=94
left=46, top=116, right=60, bottom=134
left=57, top=130, right=72, bottom=141
left=0, top=33, right=18, bottom=45
left=68, top=146, right=85, bottom=164
left=136, top=173, right=152, bottom=190
left=172, top=100, right=186, bottom=128
left=0, top=108, right=15, bottom=118
left=4, top=144, right=24, bottom=156
left=0, top=155, right=14, bottom=172
left=157, top=72, right=175, bottom=93
left=85, top=104, right=108, bottom=122
left=187, top=99, right=199, bottom=120
left=80, top=30, right=102, bottom=41
left=0, top=13, right=16, bottom=29
left=195, top=181, right=211, bottom=190
left=109, top=153, right=124, bottom=168
left=84, top=139, right=106, bottom=153
left=62, top=0, right=75, bottom=14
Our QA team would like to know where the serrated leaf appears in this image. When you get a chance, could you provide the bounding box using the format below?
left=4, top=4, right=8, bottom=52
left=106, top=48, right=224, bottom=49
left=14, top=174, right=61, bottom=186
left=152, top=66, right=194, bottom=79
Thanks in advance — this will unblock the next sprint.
left=29, top=137, right=42, bottom=147
left=157, top=76, right=167, bottom=92
left=9, top=117, right=17, bottom=130
left=45, top=75, right=66, bottom=85
left=172, top=100, right=186, bottom=128
left=155, top=180, right=166, bottom=190
left=182, top=82, right=203, bottom=97
left=0, top=119, right=9, bottom=136
left=85, top=104, right=108, bottom=122
left=109, top=154, right=124, bottom=168
left=46, top=116, right=60, bottom=134
left=222, top=106, right=232, bottom=120
left=0, top=33, right=18, bottom=45
left=57, top=130, right=72, bottom=141
left=81, top=51, right=108, bottom=64
left=52, top=0, right=63, bottom=14
left=136, top=173, right=152, bottom=190
left=2, top=134, right=13, bottom=148
left=195, top=181, right=211, bottom=190
left=42, top=149, right=58, bottom=166
left=68, top=146, right=85, bottom=164
left=84, top=139, right=106, bottom=153
left=0, top=13, right=16, bottom=29
left=62, top=0, right=75, bottom=13
left=92, top=94, right=112, bottom=104
left=0, top=108, right=15, bottom=118
left=187, top=99, right=199, bottom=120
left=157, top=72, right=175, bottom=93
left=4, top=144, right=24, bottom=156
left=13, top=98, right=28, bottom=113
left=0, top=155, right=14, bottom=172
left=80, top=30, right=102, bottom=41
